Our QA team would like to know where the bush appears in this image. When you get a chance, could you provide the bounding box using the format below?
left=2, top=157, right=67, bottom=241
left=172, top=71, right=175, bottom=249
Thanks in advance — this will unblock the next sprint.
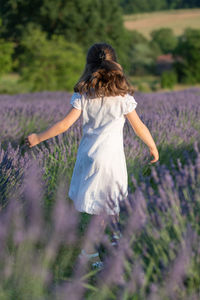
left=18, top=24, right=85, bottom=92
left=0, top=38, right=15, bottom=77
left=129, top=43, right=157, bottom=76
left=137, top=82, right=151, bottom=92
left=161, top=70, right=178, bottom=89
left=120, top=30, right=150, bottom=75
left=174, top=28, right=200, bottom=84
left=150, top=28, right=178, bottom=54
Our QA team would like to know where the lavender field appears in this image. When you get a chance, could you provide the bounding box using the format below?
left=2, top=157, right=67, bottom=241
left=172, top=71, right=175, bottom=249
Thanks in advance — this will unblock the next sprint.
left=0, top=88, right=200, bottom=299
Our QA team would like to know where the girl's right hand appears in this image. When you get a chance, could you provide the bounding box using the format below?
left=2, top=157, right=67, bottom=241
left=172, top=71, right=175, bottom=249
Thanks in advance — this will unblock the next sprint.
left=25, top=133, right=40, bottom=148
left=149, top=147, right=159, bottom=164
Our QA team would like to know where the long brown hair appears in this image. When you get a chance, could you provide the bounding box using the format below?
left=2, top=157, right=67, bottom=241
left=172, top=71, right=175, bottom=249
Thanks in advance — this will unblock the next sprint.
left=74, top=43, right=135, bottom=97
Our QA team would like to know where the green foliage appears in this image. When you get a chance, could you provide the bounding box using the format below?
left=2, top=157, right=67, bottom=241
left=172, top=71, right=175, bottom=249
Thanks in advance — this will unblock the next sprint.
left=174, top=28, right=200, bottom=84
left=137, top=82, right=152, bottom=92
left=129, top=43, right=157, bottom=76
left=120, top=0, right=200, bottom=14
left=89, top=0, right=129, bottom=73
left=123, top=30, right=161, bottom=76
left=150, top=28, right=178, bottom=54
left=120, top=0, right=167, bottom=14
left=0, top=38, right=15, bottom=77
left=0, top=0, right=128, bottom=83
left=166, top=0, right=200, bottom=9
left=18, top=24, right=85, bottom=92
left=0, top=74, right=32, bottom=94
left=127, top=30, right=149, bottom=45
left=149, top=40, right=163, bottom=57
left=1, top=0, right=200, bottom=91
left=117, top=30, right=149, bottom=74
left=0, top=0, right=125, bottom=50
left=130, top=75, right=161, bottom=92
left=161, top=69, right=178, bottom=89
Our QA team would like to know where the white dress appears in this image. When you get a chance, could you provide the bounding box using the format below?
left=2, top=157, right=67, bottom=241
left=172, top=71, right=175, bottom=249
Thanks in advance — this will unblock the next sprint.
left=68, top=92, right=138, bottom=215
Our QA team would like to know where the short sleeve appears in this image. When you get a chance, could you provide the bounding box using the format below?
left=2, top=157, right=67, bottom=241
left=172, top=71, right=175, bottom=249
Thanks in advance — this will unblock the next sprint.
left=70, top=92, right=82, bottom=110
left=123, top=94, right=138, bottom=115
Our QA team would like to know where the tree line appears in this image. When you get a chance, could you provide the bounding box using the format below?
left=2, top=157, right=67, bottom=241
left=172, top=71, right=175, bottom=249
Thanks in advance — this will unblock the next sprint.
left=120, top=0, right=200, bottom=14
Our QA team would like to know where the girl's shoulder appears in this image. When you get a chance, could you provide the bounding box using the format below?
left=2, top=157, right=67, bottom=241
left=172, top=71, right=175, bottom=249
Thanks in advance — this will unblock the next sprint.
left=70, top=92, right=83, bottom=110
left=121, top=93, right=138, bottom=114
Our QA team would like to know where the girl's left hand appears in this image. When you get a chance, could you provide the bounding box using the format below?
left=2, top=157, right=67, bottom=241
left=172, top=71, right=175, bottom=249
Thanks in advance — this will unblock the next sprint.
left=25, top=133, right=40, bottom=148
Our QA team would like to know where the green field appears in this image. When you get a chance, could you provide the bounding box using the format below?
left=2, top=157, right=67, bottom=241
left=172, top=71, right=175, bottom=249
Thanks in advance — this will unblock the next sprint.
left=124, top=8, right=200, bottom=39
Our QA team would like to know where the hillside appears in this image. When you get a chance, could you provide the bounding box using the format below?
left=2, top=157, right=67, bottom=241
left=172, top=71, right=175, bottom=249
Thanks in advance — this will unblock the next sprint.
left=124, top=8, right=200, bottom=39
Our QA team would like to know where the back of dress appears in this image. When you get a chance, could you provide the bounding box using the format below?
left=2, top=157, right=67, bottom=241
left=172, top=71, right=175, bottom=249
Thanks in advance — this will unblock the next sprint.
left=68, top=92, right=138, bottom=215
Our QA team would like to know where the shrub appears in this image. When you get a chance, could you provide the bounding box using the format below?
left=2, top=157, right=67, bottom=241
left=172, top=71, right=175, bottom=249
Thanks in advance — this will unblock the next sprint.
left=0, top=38, right=15, bottom=77
left=137, top=82, right=151, bottom=92
left=174, top=28, right=200, bottom=84
left=150, top=28, right=178, bottom=54
left=161, top=69, right=178, bottom=89
left=129, top=43, right=156, bottom=76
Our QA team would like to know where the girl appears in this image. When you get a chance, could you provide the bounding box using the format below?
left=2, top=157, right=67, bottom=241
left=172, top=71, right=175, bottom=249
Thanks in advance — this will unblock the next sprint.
left=25, top=43, right=159, bottom=269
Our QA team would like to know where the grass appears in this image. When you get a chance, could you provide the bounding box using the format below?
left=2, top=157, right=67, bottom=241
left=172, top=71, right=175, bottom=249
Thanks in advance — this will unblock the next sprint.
left=124, top=8, right=200, bottom=39
left=0, top=73, right=32, bottom=95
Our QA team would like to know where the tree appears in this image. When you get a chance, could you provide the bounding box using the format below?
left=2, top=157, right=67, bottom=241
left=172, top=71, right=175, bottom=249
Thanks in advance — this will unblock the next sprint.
left=129, top=43, right=157, bottom=75
left=18, top=24, right=85, bottom=92
left=174, top=28, right=200, bottom=83
left=120, top=0, right=200, bottom=14
left=0, top=38, right=14, bottom=77
left=150, top=28, right=178, bottom=54
left=120, top=30, right=149, bottom=73
left=120, top=0, right=167, bottom=14
left=127, top=30, right=148, bottom=45
left=0, top=0, right=125, bottom=49
left=123, top=30, right=160, bottom=75
left=0, top=0, right=128, bottom=74
left=166, top=0, right=200, bottom=9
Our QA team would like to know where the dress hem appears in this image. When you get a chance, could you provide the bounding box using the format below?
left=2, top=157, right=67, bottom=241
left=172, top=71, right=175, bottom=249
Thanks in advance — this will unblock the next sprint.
left=69, top=195, right=121, bottom=216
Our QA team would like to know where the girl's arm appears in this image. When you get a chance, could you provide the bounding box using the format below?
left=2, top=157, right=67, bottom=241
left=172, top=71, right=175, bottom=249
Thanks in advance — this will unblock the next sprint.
left=25, top=107, right=82, bottom=147
left=125, top=110, right=159, bottom=163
